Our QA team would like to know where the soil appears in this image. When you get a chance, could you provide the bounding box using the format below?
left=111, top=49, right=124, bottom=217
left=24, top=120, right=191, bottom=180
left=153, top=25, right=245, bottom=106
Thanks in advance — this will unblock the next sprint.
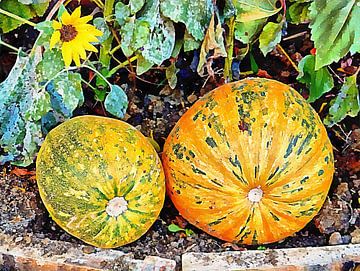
left=0, top=3, right=360, bottom=271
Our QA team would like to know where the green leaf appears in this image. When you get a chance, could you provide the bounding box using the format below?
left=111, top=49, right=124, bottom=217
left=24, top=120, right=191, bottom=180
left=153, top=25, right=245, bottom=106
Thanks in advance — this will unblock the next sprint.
left=197, top=12, right=227, bottom=74
left=0, top=0, right=49, bottom=33
left=234, top=18, right=266, bottom=44
left=324, top=73, right=360, bottom=127
left=36, top=49, right=64, bottom=82
left=0, top=51, right=51, bottom=166
left=166, top=62, right=179, bottom=89
left=93, top=17, right=111, bottom=44
left=249, top=52, right=259, bottom=74
left=168, top=224, right=184, bottom=233
left=233, top=0, right=282, bottom=22
left=104, top=85, right=128, bottom=118
left=287, top=2, right=311, bottom=25
left=46, top=72, right=84, bottom=118
left=136, top=54, right=154, bottom=75
left=160, top=0, right=214, bottom=41
left=142, top=17, right=175, bottom=65
left=309, top=0, right=360, bottom=70
left=259, top=21, right=283, bottom=56
left=183, top=30, right=201, bottom=52
left=114, top=2, right=130, bottom=26
left=130, top=0, right=145, bottom=14
left=171, top=39, right=184, bottom=58
left=120, top=17, right=150, bottom=57
left=297, top=55, right=334, bottom=103
left=185, top=228, right=194, bottom=236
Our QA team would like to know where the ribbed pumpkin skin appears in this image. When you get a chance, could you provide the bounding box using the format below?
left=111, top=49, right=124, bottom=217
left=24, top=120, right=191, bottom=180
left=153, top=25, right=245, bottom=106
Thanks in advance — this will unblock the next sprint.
left=36, top=116, right=165, bottom=248
left=162, top=78, right=334, bottom=244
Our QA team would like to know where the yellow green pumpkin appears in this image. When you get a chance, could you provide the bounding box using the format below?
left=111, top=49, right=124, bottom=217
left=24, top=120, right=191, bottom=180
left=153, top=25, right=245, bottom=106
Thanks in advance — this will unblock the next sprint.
left=36, top=116, right=165, bottom=248
left=162, top=78, right=334, bottom=244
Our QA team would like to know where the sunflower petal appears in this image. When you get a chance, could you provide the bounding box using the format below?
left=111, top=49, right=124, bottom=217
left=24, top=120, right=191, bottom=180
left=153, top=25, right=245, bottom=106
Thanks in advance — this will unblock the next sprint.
left=50, top=31, right=61, bottom=49
left=52, top=20, right=62, bottom=30
left=61, top=9, right=72, bottom=25
left=62, top=42, right=73, bottom=67
left=73, top=51, right=81, bottom=67
left=83, top=43, right=98, bottom=52
left=77, top=15, right=92, bottom=24
left=71, top=7, right=81, bottom=20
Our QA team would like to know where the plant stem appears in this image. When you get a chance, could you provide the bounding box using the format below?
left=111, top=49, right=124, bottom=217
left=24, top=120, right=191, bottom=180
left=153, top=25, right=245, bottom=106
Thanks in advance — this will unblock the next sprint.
left=91, top=0, right=104, bottom=8
left=224, top=16, right=235, bottom=82
left=82, top=64, right=113, bottom=89
left=276, top=44, right=299, bottom=73
left=99, top=0, right=115, bottom=68
left=0, top=8, right=36, bottom=27
left=107, top=55, right=138, bottom=77
left=0, top=39, right=20, bottom=53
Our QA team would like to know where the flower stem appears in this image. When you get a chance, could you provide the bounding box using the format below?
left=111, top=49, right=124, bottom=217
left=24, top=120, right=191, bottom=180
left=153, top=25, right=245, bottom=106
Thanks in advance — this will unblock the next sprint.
left=224, top=16, right=235, bottom=82
left=0, top=8, right=36, bottom=27
left=0, top=39, right=20, bottom=53
left=107, top=55, right=138, bottom=77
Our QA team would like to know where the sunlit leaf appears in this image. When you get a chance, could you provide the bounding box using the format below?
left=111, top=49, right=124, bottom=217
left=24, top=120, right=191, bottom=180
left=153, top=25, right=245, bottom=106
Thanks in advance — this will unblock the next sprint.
left=234, top=18, right=266, bottom=44
left=309, top=0, right=360, bottom=70
left=233, top=0, right=282, bottom=22
left=259, top=21, right=283, bottom=56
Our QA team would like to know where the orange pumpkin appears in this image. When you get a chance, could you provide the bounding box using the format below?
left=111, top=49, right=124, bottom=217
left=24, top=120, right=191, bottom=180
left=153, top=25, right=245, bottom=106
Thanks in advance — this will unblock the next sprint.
left=162, top=78, right=334, bottom=244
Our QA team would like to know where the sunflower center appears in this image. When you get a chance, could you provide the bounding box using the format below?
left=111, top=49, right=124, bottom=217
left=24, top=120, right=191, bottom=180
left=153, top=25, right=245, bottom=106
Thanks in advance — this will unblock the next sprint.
left=60, top=24, right=78, bottom=42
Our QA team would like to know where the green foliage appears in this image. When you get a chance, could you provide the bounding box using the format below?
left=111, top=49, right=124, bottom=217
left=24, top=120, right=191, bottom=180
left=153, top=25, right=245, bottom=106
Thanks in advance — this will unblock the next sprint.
left=104, top=85, right=128, bottom=119
left=0, top=0, right=49, bottom=33
left=287, top=2, right=311, bottom=24
left=0, top=52, right=50, bottom=166
left=309, top=0, right=360, bottom=70
left=166, top=62, right=179, bottom=89
left=259, top=21, right=283, bottom=56
left=114, top=0, right=175, bottom=74
left=168, top=224, right=194, bottom=236
left=234, top=18, right=266, bottom=44
left=0, top=49, right=85, bottom=166
left=297, top=55, right=334, bottom=103
left=232, top=0, right=282, bottom=22
left=324, top=73, right=360, bottom=127
left=160, top=0, right=214, bottom=41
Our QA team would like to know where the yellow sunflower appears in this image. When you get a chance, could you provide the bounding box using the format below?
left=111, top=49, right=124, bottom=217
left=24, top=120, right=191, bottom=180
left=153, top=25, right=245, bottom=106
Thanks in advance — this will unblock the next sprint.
left=50, top=7, right=103, bottom=67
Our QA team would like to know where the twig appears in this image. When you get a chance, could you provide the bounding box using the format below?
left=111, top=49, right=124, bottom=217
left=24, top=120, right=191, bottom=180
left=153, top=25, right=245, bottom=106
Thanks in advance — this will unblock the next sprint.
left=107, top=55, right=138, bottom=77
left=328, top=66, right=344, bottom=83
left=46, top=0, right=67, bottom=21
left=276, top=44, right=300, bottom=73
left=283, top=31, right=308, bottom=41
left=0, top=8, right=36, bottom=27
left=0, top=39, right=20, bottom=53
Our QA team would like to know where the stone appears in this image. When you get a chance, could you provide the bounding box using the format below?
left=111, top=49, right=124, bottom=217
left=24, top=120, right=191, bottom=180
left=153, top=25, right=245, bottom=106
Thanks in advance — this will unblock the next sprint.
left=329, top=232, right=343, bottom=245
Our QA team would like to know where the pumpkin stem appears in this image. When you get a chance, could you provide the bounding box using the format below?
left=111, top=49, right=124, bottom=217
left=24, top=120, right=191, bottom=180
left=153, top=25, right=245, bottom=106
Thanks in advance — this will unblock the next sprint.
left=247, top=187, right=263, bottom=203
left=106, top=197, right=128, bottom=217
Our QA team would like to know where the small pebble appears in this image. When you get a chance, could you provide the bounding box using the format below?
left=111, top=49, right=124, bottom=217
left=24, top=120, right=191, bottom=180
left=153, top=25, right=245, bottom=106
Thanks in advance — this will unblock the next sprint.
left=350, top=228, right=360, bottom=244
left=82, top=246, right=96, bottom=254
left=329, top=232, right=343, bottom=245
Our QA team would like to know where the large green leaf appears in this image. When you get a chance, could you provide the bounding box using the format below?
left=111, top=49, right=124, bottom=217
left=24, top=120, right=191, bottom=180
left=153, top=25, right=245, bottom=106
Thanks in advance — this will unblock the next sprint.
left=0, top=52, right=51, bottom=166
left=183, top=30, right=201, bottom=52
left=233, top=0, right=282, bottom=22
left=160, top=0, right=214, bottom=41
left=297, top=55, right=334, bottom=103
left=324, top=73, right=360, bottom=127
left=235, top=18, right=266, bottom=44
left=259, top=21, right=283, bottom=56
left=309, top=0, right=360, bottom=70
left=0, top=0, right=49, bottom=33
